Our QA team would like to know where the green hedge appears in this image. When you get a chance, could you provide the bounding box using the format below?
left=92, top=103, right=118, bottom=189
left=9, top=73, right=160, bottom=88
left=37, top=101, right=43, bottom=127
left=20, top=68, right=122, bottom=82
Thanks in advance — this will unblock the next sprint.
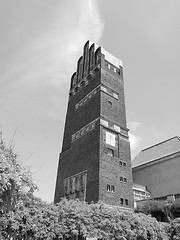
left=0, top=197, right=169, bottom=240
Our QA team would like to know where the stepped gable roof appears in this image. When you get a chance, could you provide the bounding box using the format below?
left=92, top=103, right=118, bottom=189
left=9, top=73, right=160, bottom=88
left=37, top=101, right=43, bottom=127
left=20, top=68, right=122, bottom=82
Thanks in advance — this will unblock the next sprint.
left=132, top=136, right=180, bottom=168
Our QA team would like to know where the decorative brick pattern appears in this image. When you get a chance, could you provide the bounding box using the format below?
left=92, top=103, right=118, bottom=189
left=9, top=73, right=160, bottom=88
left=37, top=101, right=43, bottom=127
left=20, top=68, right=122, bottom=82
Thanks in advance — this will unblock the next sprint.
left=54, top=41, right=134, bottom=208
left=100, top=118, right=121, bottom=134
left=100, top=85, right=119, bottom=100
left=75, top=85, right=100, bottom=110
left=71, top=118, right=99, bottom=142
left=64, top=170, right=87, bottom=201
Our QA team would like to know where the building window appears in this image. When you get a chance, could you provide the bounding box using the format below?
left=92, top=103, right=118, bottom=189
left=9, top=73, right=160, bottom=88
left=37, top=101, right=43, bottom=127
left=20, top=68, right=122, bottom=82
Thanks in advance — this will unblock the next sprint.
left=107, top=184, right=111, bottom=192
left=124, top=178, right=127, bottom=183
left=175, top=194, right=180, bottom=199
left=108, top=64, right=111, bottom=69
left=125, top=199, right=128, bottom=206
left=120, top=177, right=123, bottom=182
left=107, top=184, right=115, bottom=193
left=105, top=131, right=116, bottom=147
left=123, top=162, right=126, bottom=167
left=113, top=67, right=116, bottom=73
left=107, top=148, right=114, bottom=157
left=111, top=185, right=115, bottom=192
left=120, top=198, right=124, bottom=205
left=119, top=161, right=122, bottom=167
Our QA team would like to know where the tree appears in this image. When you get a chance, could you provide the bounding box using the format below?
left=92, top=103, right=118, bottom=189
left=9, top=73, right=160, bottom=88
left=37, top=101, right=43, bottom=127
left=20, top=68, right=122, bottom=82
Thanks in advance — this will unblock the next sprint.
left=135, top=200, right=174, bottom=222
left=170, top=199, right=180, bottom=219
left=0, top=131, right=37, bottom=213
left=0, top=131, right=172, bottom=239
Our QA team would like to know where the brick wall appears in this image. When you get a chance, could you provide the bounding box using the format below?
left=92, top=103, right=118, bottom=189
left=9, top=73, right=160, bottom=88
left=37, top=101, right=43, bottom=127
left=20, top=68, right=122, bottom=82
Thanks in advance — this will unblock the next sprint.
left=54, top=41, right=134, bottom=208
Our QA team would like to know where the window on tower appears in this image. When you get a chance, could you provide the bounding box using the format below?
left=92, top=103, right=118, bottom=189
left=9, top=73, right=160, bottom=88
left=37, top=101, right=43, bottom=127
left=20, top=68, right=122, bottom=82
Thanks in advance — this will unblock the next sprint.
left=107, top=148, right=114, bottom=157
left=120, top=177, right=123, bottom=182
left=107, top=184, right=111, bottom=191
left=111, top=185, right=115, bottom=192
left=125, top=199, right=129, bottom=206
left=105, top=131, right=116, bottom=147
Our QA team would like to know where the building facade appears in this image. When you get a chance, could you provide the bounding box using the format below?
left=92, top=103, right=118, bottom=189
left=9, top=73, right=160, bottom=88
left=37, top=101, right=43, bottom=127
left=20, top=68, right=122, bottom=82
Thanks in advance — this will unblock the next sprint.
left=133, top=183, right=150, bottom=202
left=132, top=136, right=180, bottom=201
left=54, top=41, right=134, bottom=208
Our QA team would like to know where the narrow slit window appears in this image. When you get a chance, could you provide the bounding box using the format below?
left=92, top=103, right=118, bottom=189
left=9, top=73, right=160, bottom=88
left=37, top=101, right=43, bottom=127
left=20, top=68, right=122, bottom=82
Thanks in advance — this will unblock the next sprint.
left=111, top=185, right=115, bottom=192
left=123, top=162, right=126, bottom=167
left=120, top=198, right=123, bottom=205
left=107, top=184, right=111, bottom=192
left=119, top=161, right=122, bottom=167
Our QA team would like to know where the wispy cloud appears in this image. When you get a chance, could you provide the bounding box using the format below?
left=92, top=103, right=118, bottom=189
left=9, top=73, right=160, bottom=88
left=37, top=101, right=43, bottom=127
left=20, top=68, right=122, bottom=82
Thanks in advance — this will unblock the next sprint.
left=128, top=121, right=141, bottom=131
left=0, top=0, right=104, bottom=118
left=0, top=0, right=104, bottom=201
left=129, top=133, right=142, bottom=151
left=128, top=121, right=142, bottom=155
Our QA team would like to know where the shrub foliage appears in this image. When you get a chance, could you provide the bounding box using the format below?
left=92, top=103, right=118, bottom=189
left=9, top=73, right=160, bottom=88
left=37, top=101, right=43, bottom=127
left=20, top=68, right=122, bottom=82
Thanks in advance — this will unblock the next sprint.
left=1, top=132, right=180, bottom=239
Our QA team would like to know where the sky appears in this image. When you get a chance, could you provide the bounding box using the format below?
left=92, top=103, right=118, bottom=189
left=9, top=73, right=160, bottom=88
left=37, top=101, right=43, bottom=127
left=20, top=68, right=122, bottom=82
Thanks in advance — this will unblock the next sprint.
left=0, top=0, right=180, bottom=202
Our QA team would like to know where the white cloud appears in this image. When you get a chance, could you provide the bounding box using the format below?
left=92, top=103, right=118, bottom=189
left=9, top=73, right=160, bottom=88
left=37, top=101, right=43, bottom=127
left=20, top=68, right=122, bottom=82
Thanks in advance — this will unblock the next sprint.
left=0, top=0, right=104, bottom=117
left=128, top=121, right=141, bottom=131
left=129, top=133, right=142, bottom=151
left=128, top=121, right=142, bottom=154
left=0, top=0, right=104, bottom=202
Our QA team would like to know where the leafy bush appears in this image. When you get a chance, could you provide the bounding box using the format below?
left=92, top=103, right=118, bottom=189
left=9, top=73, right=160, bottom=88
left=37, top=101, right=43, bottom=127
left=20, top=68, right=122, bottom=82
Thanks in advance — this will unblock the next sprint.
left=0, top=132, right=37, bottom=213
left=0, top=198, right=169, bottom=240
left=170, top=199, right=180, bottom=219
left=135, top=200, right=175, bottom=222
left=0, top=131, right=176, bottom=239
left=167, top=218, right=180, bottom=240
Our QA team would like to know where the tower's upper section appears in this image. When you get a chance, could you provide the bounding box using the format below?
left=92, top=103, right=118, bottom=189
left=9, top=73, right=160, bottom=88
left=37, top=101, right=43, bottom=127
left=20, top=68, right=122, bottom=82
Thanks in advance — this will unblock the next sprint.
left=69, top=40, right=123, bottom=98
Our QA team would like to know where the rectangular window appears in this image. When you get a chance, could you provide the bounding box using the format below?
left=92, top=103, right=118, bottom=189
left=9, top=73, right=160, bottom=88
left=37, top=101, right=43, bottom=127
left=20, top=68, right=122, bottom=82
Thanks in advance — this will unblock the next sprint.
left=106, top=131, right=116, bottom=147
left=120, top=198, right=123, bottom=205
left=107, top=148, right=114, bottom=157
left=125, top=199, right=128, bottom=206
left=175, top=194, right=180, bottom=199
left=107, top=184, right=111, bottom=192
left=119, top=161, right=122, bottom=167
left=124, top=178, right=127, bottom=183
left=120, top=177, right=123, bottom=182
left=123, top=162, right=126, bottom=167
left=111, top=185, right=115, bottom=192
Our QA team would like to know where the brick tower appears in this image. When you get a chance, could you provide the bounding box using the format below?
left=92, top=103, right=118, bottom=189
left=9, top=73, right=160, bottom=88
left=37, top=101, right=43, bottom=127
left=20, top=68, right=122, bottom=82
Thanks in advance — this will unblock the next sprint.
left=54, top=41, right=134, bottom=208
